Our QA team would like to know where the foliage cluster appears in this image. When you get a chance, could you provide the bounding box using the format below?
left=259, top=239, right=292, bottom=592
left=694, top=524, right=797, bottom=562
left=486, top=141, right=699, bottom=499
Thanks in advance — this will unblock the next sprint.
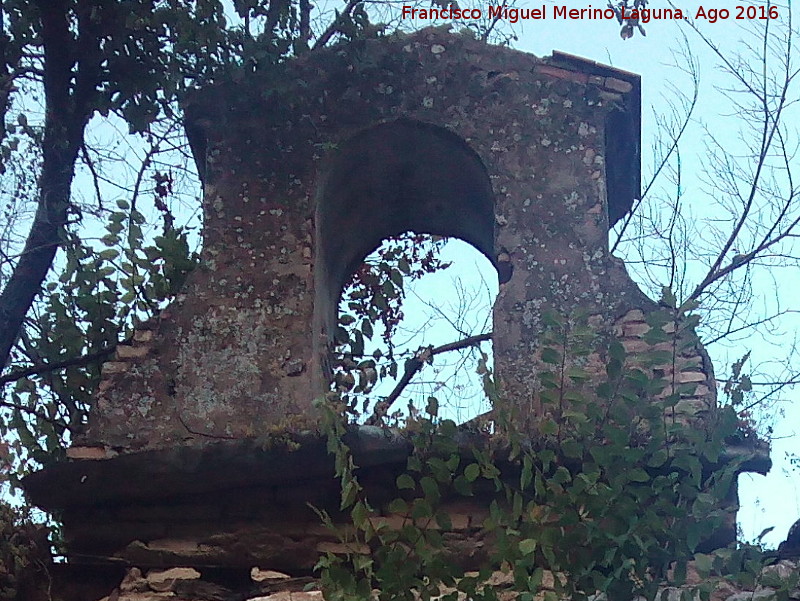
left=315, top=301, right=768, bottom=601
left=0, top=0, right=384, bottom=481
left=0, top=503, right=48, bottom=600
left=1, top=178, right=198, bottom=480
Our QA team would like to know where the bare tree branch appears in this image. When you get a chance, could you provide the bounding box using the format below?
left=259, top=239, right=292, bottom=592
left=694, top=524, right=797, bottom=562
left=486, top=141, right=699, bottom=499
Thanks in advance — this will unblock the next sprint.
left=313, top=0, right=363, bottom=49
left=366, top=332, right=492, bottom=425
left=0, top=345, right=114, bottom=387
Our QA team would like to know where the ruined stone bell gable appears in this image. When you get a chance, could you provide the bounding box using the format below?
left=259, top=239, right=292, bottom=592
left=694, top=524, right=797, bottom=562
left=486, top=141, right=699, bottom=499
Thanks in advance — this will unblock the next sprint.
left=76, top=26, right=717, bottom=452
left=22, top=28, right=780, bottom=601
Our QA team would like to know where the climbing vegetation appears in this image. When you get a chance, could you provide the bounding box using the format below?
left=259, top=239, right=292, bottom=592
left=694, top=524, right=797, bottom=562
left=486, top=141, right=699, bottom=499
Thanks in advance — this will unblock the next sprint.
left=316, top=299, right=776, bottom=601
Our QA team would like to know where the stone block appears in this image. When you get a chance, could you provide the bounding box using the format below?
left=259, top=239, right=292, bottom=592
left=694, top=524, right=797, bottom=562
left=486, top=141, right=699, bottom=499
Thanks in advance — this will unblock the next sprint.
left=116, top=344, right=151, bottom=359
left=726, top=589, right=781, bottom=601
left=677, top=371, right=707, bottom=384
left=622, top=339, right=650, bottom=353
left=141, top=538, right=202, bottom=555
left=133, top=330, right=155, bottom=343
left=316, top=541, right=369, bottom=554
left=450, top=513, right=471, bottom=530
left=368, top=514, right=407, bottom=530
left=146, top=567, right=201, bottom=592
left=604, top=77, right=634, bottom=93
left=674, top=398, right=709, bottom=416
left=247, top=592, right=324, bottom=601
left=66, top=446, right=116, bottom=460
left=251, top=568, right=291, bottom=582
left=120, top=567, right=148, bottom=593
left=623, top=322, right=651, bottom=337
left=101, top=361, right=127, bottom=374
left=621, top=309, right=646, bottom=322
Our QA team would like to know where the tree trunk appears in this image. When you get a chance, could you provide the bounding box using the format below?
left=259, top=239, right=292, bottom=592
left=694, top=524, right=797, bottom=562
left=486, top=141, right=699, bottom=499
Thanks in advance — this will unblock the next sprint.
left=0, top=0, right=87, bottom=370
left=0, top=138, right=80, bottom=369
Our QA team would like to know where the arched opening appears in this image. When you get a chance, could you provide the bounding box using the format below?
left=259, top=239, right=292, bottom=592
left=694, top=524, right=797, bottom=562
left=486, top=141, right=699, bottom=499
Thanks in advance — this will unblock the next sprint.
left=314, top=119, right=497, bottom=404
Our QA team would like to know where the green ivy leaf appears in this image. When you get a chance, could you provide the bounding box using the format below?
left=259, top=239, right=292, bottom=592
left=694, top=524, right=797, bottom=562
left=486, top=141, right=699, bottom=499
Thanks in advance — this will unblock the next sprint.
left=627, top=468, right=650, bottom=483
left=541, top=347, right=561, bottom=365
left=411, top=498, right=433, bottom=520
left=694, top=553, right=713, bottom=576
left=519, top=538, right=537, bottom=555
left=521, top=455, right=533, bottom=489
left=396, top=474, right=415, bottom=490
left=341, top=480, right=359, bottom=509
left=464, top=463, right=480, bottom=482
left=453, top=475, right=473, bottom=497
left=420, top=476, right=440, bottom=503
left=351, top=500, right=369, bottom=527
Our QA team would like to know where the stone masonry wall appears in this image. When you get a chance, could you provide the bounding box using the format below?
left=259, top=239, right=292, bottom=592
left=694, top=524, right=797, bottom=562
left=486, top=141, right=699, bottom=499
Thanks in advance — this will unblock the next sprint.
left=80, top=27, right=661, bottom=452
left=27, top=29, right=757, bottom=601
left=614, top=309, right=716, bottom=424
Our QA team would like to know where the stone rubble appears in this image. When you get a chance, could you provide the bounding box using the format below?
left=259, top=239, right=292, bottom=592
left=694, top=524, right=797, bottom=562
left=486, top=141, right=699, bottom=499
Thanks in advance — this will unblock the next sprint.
left=96, top=562, right=799, bottom=601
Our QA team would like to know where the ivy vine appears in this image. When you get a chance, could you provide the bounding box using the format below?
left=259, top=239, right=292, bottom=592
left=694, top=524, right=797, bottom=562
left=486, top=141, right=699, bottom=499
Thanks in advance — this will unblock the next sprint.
left=314, top=300, right=774, bottom=601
